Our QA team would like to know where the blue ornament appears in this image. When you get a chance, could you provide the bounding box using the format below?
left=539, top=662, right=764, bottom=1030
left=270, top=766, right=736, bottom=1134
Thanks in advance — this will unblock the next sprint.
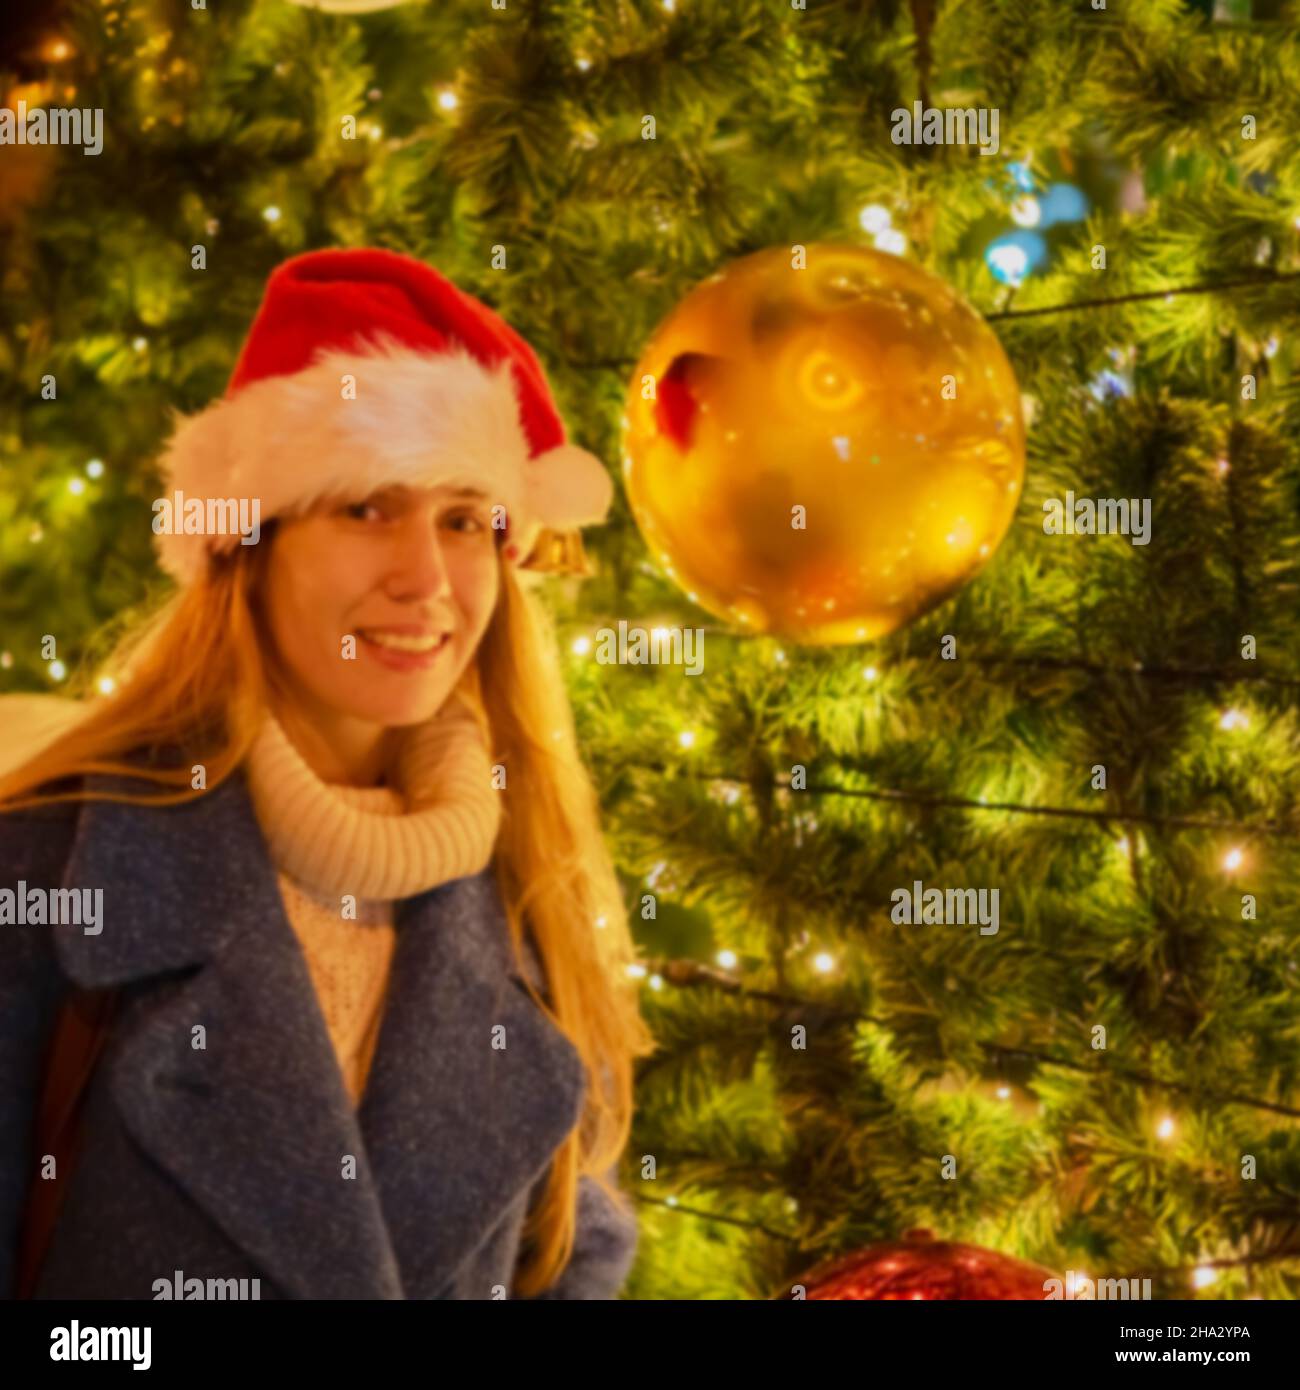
left=985, top=231, right=1047, bottom=286
left=1038, top=183, right=1090, bottom=227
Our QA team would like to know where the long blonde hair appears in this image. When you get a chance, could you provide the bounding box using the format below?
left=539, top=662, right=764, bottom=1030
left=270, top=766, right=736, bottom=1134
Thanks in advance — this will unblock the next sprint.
left=0, top=525, right=655, bottom=1295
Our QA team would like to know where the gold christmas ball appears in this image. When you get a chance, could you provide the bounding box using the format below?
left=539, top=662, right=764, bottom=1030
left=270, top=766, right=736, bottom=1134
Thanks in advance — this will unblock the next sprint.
left=621, top=244, right=1025, bottom=644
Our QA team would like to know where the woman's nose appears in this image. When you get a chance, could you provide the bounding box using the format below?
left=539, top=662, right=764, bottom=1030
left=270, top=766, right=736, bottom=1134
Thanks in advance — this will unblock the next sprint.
left=382, top=516, right=453, bottom=600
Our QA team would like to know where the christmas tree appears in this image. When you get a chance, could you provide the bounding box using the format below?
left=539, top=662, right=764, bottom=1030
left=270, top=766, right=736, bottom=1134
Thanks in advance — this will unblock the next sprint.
left=3, top=0, right=1300, bottom=1300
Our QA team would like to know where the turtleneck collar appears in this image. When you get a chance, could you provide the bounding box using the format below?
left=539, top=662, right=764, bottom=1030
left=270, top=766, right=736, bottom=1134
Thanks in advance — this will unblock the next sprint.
left=243, top=693, right=502, bottom=900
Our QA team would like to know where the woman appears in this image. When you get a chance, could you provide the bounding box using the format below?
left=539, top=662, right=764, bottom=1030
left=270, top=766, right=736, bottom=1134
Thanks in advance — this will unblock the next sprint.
left=0, top=248, right=655, bottom=1300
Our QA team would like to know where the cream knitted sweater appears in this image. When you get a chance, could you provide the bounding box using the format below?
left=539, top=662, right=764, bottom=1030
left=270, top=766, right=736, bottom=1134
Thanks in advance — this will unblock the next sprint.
left=242, top=695, right=502, bottom=1106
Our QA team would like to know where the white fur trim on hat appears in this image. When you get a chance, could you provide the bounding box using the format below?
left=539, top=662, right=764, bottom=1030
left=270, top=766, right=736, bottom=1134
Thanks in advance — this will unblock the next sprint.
left=152, top=339, right=612, bottom=584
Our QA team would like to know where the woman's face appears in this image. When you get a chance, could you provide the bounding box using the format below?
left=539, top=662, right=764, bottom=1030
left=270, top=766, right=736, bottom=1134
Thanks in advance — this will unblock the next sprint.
left=261, top=482, right=500, bottom=739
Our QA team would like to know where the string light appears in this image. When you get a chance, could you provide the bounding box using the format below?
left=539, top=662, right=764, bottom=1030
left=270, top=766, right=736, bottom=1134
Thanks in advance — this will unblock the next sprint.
left=1010, top=194, right=1041, bottom=227
left=132, top=336, right=147, bottom=352
left=812, top=951, right=834, bottom=974
left=995, top=1085, right=1011, bottom=1100
left=986, top=242, right=1029, bottom=286
left=67, top=476, right=85, bottom=495
left=626, top=962, right=647, bottom=979
left=1218, top=708, right=1248, bottom=731
left=571, top=634, right=591, bottom=655
left=1156, top=1115, right=1176, bottom=1141
left=1192, top=1266, right=1219, bottom=1290
left=874, top=228, right=907, bottom=256
left=863, top=665, right=878, bottom=681
left=262, top=206, right=281, bottom=223
left=716, top=948, right=737, bottom=969
left=436, top=89, right=458, bottom=112
left=858, top=204, right=892, bottom=235
left=97, top=676, right=116, bottom=695
left=678, top=730, right=695, bottom=749
left=48, top=660, right=67, bottom=682
left=648, top=974, right=664, bottom=991
left=1222, top=847, right=1244, bottom=873
left=85, top=458, right=104, bottom=478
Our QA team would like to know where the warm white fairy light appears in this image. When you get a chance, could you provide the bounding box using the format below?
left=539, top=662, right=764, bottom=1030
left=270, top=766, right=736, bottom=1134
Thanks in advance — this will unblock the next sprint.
left=85, top=458, right=104, bottom=478
left=626, top=962, right=647, bottom=979
left=1116, top=836, right=1130, bottom=854
left=1010, top=194, right=1041, bottom=227
left=67, top=476, right=85, bottom=495
left=1222, top=847, right=1244, bottom=873
left=437, top=88, right=458, bottom=111
left=48, top=660, right=66, bottom=681
left=873, top=228, right=907, bottom=256
left=132, top=336, right=147, bottom=352
left=571, top=634, right=591, bottom=655
left=594, top=914, right=607, bottom=929
left=262, top=205, right=281, bottom=223
left=648, top=974, right=663, bottom=991
left=1192, top=1265, right=1219, bottom=1289
left=678, top=729, right=695, bottom=749
left=863, top=665, right=878, bottom=681
left=858, top=203, right=892, bottom=235
left=1216, top=455, right=1230, bottom=476
left=1218, top=708, right=1248, bottom=731
left=996, top=1085, right=1011, bottom=1100
left=716, top=948, right=737, bottom=969
left=1156, top=1115, right=1176, bottom=1141
left=812, top=951, right=834, bottom=974
left=97, top=676, right=116, bottom=695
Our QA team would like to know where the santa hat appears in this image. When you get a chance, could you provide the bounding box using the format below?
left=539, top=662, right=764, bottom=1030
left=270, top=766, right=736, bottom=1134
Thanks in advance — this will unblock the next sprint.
left=153, top=247, right=613, bottom=585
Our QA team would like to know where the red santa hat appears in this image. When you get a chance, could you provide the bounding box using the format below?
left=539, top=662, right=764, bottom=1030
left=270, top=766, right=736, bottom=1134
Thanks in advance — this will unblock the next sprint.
left=153, top=247, right=613, bottom=584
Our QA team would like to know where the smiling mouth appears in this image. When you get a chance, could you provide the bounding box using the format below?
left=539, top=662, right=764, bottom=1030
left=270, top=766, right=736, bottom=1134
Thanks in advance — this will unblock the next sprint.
left=357, top=629, right=450, bottom=654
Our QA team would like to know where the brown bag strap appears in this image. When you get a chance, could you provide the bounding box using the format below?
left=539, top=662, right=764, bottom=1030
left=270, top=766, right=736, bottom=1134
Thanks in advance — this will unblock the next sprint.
left=15, top=986, right=121, bottom=1300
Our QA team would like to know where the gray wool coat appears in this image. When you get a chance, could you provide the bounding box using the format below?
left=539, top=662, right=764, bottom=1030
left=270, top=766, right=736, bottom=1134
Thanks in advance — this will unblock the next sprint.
left=0, top=758, right=638, bottom=1300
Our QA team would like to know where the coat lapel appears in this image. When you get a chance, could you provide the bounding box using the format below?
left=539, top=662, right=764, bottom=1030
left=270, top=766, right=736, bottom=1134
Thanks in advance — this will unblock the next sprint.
left=359, top=872, right=586, bottom=1298
left=52, top=760, right=586, bottom=1300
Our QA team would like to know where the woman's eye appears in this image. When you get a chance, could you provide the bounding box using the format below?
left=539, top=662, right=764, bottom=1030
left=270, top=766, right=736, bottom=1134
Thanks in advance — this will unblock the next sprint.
left=445, top=510, right=487, bottom=533
left=344, top=501, right=385, bottom=522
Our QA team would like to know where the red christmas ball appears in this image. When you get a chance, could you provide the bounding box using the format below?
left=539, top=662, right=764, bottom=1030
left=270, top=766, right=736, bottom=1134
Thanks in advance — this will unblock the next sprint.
left=781, top=1230, right=1058, bottom=1300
